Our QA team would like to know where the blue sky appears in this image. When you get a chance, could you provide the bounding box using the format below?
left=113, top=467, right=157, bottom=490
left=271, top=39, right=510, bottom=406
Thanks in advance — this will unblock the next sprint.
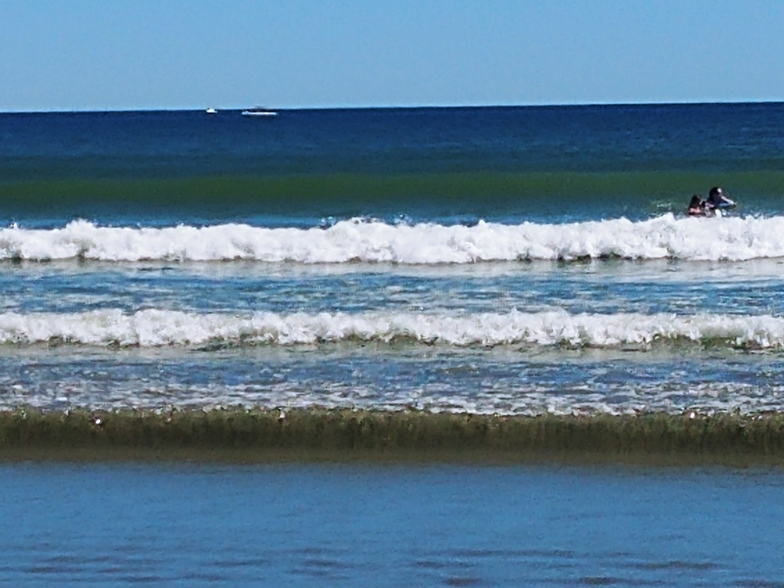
left=2, top=0, right=783, bottom=111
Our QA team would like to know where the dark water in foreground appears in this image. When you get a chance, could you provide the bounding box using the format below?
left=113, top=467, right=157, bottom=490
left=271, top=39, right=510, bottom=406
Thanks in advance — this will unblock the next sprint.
left=2, top=462, right=783, bottom=586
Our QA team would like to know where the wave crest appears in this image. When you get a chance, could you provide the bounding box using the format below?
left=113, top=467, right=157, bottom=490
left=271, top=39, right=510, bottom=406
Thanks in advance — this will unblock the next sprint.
left=2, top=215, right=784, bottom=263
left=1, top=308, right=783, bottom=349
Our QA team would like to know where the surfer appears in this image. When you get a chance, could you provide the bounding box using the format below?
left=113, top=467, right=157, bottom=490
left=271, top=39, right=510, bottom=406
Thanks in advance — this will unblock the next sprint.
left=687, top=194, right=706, bottom=216
left=705, top=187, right=735, bottom=210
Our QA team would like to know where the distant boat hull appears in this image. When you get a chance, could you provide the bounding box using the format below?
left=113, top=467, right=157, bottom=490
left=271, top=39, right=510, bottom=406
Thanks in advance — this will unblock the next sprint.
left=241, top=109, right=277, bottom=117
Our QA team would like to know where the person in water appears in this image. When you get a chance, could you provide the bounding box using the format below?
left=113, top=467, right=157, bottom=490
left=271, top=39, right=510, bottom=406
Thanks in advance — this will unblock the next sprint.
left=687, top=194, right=705, bottom=216
left=705, top=186, right=735, bottom=210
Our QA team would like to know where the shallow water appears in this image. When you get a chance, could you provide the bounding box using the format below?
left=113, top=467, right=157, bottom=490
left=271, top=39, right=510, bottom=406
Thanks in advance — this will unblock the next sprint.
left=2, top=462, right=783, bottom=586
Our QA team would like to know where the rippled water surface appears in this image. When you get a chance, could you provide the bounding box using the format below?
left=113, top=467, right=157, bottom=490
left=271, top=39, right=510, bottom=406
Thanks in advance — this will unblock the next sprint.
left=2, top=463, right=783, bottom=586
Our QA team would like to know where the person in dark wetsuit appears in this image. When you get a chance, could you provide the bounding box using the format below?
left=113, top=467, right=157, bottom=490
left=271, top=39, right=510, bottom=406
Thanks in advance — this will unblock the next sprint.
left=705, top=187, right=735, bottom=210
left=687, top=194, right=705, bottom=216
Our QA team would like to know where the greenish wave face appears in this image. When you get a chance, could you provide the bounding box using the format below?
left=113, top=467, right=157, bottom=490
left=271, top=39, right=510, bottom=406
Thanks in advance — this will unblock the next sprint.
left=1, top=170, right=782, bottom=225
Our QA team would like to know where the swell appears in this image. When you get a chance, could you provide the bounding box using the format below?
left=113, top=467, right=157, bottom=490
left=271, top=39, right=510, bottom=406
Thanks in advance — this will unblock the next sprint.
left=1, top=170, right=783, bottom=221
left=4, top=409, right=784, bottom=460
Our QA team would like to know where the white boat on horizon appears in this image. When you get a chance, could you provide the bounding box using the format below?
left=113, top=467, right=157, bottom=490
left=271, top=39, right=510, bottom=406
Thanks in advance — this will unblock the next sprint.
left=241, top=106, right=278, bottom=117
left=205, top=107, right=218, bottom=114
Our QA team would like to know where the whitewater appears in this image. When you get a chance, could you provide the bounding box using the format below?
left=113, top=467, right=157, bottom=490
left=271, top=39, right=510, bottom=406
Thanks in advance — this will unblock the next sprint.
left=3, top=214, right=784, bottom=263
left=1, top=308, right=783, bottom=349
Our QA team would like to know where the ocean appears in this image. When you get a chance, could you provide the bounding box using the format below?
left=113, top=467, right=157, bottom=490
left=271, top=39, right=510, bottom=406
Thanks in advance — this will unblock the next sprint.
left=2, top=103, right=784, bottom=415
left=2, top=462, right=784, bottom=586
left=3, top=103, right=784, bottom=585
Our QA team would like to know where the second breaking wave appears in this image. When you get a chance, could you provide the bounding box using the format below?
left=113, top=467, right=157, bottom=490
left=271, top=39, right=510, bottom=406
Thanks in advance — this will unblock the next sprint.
left=2, top=308, right=784, bottom=349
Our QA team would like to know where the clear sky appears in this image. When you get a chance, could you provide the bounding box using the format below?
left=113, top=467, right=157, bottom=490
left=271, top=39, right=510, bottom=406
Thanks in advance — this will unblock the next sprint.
left=2, top=0, right=783, bottom=111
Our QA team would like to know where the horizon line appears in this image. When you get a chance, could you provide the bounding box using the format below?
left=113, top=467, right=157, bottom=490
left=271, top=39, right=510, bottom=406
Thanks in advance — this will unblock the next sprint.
left=2, top=98, right=783, bottom=114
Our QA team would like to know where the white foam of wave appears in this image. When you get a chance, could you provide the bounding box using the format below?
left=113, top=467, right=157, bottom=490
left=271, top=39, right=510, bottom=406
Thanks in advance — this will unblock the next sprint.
left=3, top=215, right=784, bottom=263
left=2, top=308, right=784, bottom=349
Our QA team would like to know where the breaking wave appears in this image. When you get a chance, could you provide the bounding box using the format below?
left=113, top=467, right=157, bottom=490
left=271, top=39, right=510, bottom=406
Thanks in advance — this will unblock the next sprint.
left=2, top=215, right=784, bottom=263
left=2, top=308, right=784, bottom=349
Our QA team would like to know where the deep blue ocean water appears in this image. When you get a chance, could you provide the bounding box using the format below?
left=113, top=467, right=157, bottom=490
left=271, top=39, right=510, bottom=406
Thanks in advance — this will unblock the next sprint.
left=1, top=104, right=784, bottom=413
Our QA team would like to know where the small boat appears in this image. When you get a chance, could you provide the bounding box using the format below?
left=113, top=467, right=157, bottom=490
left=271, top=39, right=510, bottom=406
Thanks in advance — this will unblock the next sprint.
left=205, top=107, right=218, bottom=114
left=241, top=106, right=278, bottom=117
